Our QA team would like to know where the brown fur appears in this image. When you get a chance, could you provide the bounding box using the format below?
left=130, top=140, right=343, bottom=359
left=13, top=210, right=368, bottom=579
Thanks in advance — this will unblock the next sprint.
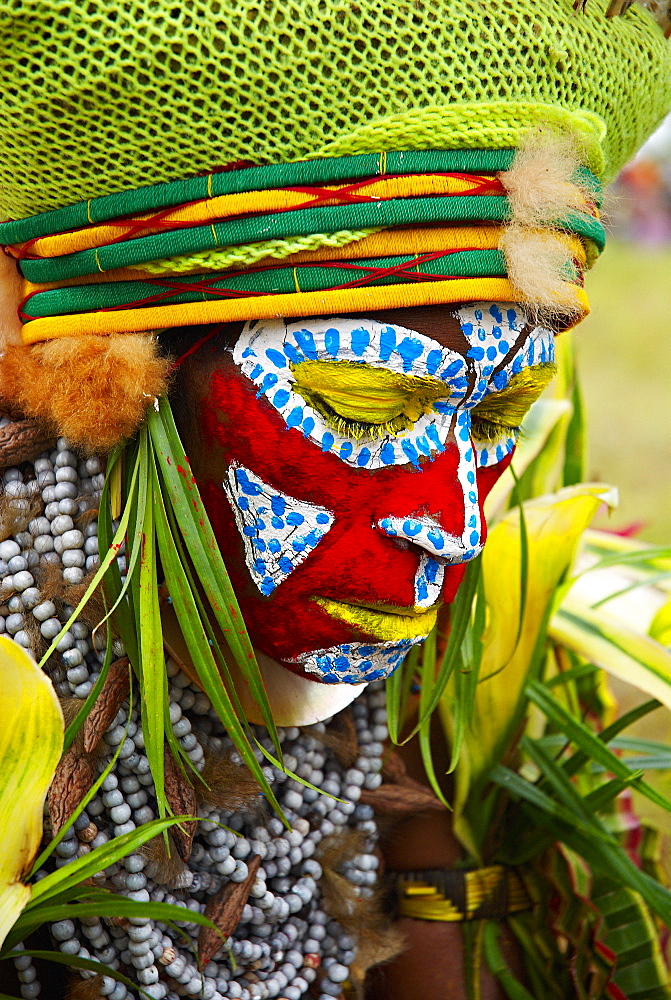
left=498, top=130, right=597, bottom=320
left=0, top=491, right=42, bottom=541
left=138, top=831, right=191, bottom=887
left=300, top=708, right=360, bottom=768
left=499, top=130, right=585, bottom=229
left=65, top=973, right=106, bottom=1000
left=198, top=746, right=262, bottom=812
left=33, top=558, right=67, bottom=605
left=62, top=570, right=109, bottom=634
left=0, top=333, right=171, bottom=453
left=318, top=831, right=404, bottom=995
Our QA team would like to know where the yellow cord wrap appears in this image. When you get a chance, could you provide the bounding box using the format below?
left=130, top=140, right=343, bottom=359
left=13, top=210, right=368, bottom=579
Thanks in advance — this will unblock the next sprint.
left=19, top=279, right=591, bottom=345
left=395, top=865, right=533, bottom=922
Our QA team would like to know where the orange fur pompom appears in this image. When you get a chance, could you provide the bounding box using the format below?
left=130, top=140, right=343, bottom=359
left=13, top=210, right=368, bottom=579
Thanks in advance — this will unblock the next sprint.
left=0, top=334, right=170, bottom=452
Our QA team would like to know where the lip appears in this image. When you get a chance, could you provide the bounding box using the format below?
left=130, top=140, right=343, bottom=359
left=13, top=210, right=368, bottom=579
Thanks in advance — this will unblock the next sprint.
left=313, top=597, right=439, bottom=642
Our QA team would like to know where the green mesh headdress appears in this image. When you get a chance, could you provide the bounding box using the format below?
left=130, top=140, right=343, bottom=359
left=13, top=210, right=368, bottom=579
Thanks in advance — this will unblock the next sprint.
left=1, top=0, right=671, bottom=219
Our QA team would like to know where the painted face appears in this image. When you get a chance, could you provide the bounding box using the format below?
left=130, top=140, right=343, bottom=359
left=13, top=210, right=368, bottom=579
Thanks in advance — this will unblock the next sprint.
left=173, top=303, right=556, bottom=685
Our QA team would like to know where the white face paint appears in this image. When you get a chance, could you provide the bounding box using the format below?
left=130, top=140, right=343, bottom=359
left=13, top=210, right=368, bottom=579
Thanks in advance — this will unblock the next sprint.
left=223, top=462, right=334, bottom=597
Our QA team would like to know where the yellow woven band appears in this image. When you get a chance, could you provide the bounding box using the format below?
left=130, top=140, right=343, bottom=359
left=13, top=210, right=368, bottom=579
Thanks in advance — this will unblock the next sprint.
left=20, top=278, right=591, bottom=345
left=395, top=865, right=532, bottom=923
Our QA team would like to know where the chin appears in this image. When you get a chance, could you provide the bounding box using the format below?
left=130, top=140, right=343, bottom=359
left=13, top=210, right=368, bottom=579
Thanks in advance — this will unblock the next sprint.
left=282, top=634, right=427, bottom=684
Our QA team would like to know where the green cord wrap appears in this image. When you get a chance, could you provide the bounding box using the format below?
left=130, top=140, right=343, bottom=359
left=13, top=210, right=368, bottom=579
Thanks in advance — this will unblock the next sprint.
left=1, top=150, right=519, bottom=245
left=22, top=249, right=516, bottom=320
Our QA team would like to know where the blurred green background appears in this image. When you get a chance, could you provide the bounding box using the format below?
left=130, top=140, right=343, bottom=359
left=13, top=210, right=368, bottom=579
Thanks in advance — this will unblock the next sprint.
left=576, top=241, right=671, bottom=544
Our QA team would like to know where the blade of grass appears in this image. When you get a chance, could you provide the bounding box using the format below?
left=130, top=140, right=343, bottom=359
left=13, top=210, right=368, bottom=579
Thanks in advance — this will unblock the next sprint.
left=8, top=898, right=215, bottom=952
left=416, top=630, right=450, bottom=807
left=37, top=451, right=142, bottom=670
left=27, top=816, right=193, bottom=908
left=135, top=429, right=168, bottom=819
left=490, top=766, right=618, bottom=845
left=4, top=951, right=154, bottom=1000
left=483, top=921, right=536, bottom=1000
left=148, top=398, right=281, bottom=758
left=386, top=645, right=417, bottom=745
left=526, top=681, right=671, bottom=815
left=151, top=459, right=284, bottom=817
left=61, top=620, right=115, bottom=755
left=402, top=556, right=482, bottom=743
left=30, top=667, right=134, bottom=877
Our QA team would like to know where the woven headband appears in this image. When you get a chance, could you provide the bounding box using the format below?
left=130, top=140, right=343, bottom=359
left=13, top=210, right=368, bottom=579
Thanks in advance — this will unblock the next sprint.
left=3, top=150, right=604, bottom=344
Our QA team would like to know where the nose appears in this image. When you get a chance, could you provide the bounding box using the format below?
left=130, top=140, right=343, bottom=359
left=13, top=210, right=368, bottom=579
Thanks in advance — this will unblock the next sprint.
left=376, top=411, right=484, bottom=607
left=377, top=512, right=483, bottom=609
left=377, top=513, right=480, bottom=561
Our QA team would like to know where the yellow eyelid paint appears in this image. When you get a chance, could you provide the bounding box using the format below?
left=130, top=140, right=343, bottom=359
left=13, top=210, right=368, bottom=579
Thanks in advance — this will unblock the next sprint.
left=472, top=362, right=558, bottom=431
left=292, top=359, right=447, bottom=429
left=314, top=596, right=438, bottom=643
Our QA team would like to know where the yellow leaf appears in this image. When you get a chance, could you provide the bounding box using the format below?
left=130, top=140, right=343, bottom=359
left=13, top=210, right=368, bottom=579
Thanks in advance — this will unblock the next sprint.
left=551, top=596, right=671, bottom=712
left=0, top=636, right=63, bottom=950
left=650, top=597, right=671, bottom=648
left=443, top=483, right=615, bottom=856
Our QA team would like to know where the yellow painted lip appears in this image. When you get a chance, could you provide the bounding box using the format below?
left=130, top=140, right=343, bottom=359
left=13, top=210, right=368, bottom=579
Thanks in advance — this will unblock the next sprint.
left=314, top=597, right=438, bottom=643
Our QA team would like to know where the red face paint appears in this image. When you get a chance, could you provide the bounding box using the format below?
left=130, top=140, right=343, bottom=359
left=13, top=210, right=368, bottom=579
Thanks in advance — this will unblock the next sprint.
left=186, top=352, right=511, bottom=670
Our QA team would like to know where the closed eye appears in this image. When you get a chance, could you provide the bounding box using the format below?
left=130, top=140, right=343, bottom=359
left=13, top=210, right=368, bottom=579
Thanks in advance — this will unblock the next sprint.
left=470, top=362, right=558, bottom=444
left=291, top=359, right=447, bottom=440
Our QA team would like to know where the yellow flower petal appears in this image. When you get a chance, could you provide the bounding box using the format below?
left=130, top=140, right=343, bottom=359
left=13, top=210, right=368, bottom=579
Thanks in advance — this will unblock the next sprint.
left=0, top=636, right=63, bottom=949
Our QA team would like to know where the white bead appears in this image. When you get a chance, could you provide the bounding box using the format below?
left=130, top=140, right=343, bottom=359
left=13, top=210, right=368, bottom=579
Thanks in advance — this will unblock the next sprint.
left=4, top=481, right=27, bottom=498
left=40, top=617, right=62, bottom=639
left=61, top=529, right=84, bottom=550
left=58, top=498, right=78, bottom=516
left=62, top=549, right=85, bottom=568
left=5, top=613, right=24, bottom=634
left=62, top=648, right=84, bottom=668
left=29, top=517, right=50, bottom=536
left=54, top=483, right=77, bottom=500
left=12, top=571, right=34, bottom=592
left=0, top=540, right=20, bottom=561
left=50, top=515, right=74, bottom=536
left=21, top=587, right=41, bottom=609
left=56, top=631, right=74, bottom=652
left=56, top=467, right=78, bottom=484
left=63, top=567, right=84, bottom=585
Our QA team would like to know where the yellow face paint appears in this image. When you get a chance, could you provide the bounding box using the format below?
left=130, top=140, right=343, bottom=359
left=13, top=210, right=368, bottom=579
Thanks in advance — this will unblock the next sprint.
left=291, top=359, right=446, bottom=439
left=471, top=362, right=557, bottom=443
left=314, top=597, right=438, bottom=642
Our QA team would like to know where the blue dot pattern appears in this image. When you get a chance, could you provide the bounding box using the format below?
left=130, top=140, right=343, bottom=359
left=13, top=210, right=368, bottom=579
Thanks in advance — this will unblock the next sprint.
left=223, top=463, right=334, bottom=596
left=233, top=307, right=553, bottom=473
left=414, top=553, right=445, bottom=608
left=287, top=636, right=425, bottom=685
